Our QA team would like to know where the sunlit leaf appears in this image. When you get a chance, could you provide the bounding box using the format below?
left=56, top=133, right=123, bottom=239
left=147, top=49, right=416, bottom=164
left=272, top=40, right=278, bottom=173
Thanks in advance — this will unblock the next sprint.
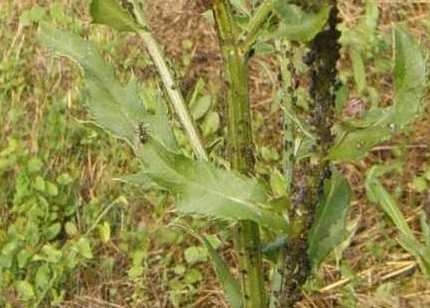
left=308, top=171, right=352, bottom=266
left=190, top=95, right=212, bottom=120
left=16, top=280, right=35, bottom=301
left=74, top=237, right=93, bottom=259
left=184, top=246, right=208, bottom=265
left=90, top=0, right=141, bottom=32
left=202, top=112, right=220, bottom=137
left=138, top=139, right=288, bottom=232
left=35, top=264, right=51, bottom=290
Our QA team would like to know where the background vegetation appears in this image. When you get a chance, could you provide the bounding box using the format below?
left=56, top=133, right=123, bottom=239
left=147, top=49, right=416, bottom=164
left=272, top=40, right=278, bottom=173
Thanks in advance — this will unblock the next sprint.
left=1, top=0, right=430, bottom=307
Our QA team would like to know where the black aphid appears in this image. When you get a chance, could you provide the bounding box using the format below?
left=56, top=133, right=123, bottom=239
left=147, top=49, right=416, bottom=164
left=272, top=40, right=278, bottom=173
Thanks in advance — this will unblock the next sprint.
left=138, top=123, right=149, bottom=144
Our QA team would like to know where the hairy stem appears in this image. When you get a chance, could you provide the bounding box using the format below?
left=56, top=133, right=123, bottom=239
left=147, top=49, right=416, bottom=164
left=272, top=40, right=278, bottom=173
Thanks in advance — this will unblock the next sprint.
left=212, top=1, right=266, bottom=307
left=130, top=0, right=207, bottom=160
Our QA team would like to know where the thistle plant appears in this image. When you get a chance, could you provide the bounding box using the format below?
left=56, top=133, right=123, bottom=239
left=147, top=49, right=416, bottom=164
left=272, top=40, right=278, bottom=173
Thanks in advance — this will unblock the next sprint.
left=38, top=0, right=427, bottom=307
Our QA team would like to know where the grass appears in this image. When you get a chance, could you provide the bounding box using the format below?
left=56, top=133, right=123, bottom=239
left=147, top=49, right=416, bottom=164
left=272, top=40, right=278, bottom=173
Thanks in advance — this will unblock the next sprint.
left=1, top=0, right=430, bottom=307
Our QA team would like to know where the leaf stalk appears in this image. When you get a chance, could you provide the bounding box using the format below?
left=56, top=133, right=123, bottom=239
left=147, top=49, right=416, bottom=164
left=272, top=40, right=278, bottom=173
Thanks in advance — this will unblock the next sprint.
left=130, top=0, right=208, bottom=160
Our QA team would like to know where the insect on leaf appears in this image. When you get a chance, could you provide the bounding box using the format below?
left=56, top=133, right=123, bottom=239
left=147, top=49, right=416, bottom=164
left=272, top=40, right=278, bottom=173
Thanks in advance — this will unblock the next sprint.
left=38, top=24, right=176, bottom=150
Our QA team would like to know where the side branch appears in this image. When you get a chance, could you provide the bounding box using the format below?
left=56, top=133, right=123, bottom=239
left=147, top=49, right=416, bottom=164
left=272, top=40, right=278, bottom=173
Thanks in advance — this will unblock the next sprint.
left=130, top=0, right=208, bottom=160
left=240, top=0, right=273, bottom=53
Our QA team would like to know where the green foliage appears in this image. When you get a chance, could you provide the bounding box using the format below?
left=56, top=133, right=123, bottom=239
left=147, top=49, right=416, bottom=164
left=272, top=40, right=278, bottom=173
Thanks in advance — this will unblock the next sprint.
left=38, top=24, right=177, bottom=151
left=392, top=26, right=427, bottom=128
left=6, top=0, right=426, bottom=307
left=308, top=171, right=352, bottom=266
left=329, top=27, right=427, bottom=161
left=273, top=1, right=330, bottom=42
left=0, top=139, right=93, bottom=306
left=200, top=236, right=242, bottom=308
left=365, top=165, right=430, bottom=278
left=350, top=49, right=366, bottom=94
left=19, top=5, right=47, bottom=26
left=340, top=1, right=379, bottom=95
left=90, top=0, right=141, bottom=32
left=138, top=139, right=287, bottom=232
left=39, top=22, right=287, bottom=233
left=181, top=226, right=242, bottom=308
left=328, top=126, right=392, bottom=161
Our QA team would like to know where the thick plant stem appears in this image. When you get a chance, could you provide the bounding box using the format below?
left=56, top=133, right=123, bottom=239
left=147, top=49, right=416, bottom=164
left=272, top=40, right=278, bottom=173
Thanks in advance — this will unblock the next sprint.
left=280, top=2, right=341, bottom=307
left=212, top=1, right=266, bottom=307
left=130, top=0, right=207, bottom=160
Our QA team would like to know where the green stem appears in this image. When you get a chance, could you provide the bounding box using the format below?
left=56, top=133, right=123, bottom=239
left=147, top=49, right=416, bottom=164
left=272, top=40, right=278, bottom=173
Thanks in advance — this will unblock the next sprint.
left=130, top=0, right=208, bottom=160
left=240, top=0, right=273, bottom=53
left=212, top=1, right=266, bottom=307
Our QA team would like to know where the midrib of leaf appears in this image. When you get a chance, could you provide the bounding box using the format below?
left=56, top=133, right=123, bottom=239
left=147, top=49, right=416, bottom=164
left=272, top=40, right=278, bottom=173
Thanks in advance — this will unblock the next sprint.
left=146, top=146, right=265, bottom=214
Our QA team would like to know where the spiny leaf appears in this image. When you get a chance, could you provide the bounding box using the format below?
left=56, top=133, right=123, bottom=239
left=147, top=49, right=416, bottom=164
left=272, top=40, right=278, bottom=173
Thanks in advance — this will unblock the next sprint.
left=138, top=139, right=288, bottom=232
left=273, top=2, right=330, bottom=42
left=38, top=24, right=176, bottom=150
left=308, top=171, right=352, bottom=266
left=90, top=0, right=141, bottom=32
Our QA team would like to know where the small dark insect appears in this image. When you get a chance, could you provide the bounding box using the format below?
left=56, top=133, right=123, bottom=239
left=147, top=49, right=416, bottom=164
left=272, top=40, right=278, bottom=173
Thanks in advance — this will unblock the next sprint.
left=291, top=75, right=300, bottom=90
left=137, top=123, right=149, bottom=144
